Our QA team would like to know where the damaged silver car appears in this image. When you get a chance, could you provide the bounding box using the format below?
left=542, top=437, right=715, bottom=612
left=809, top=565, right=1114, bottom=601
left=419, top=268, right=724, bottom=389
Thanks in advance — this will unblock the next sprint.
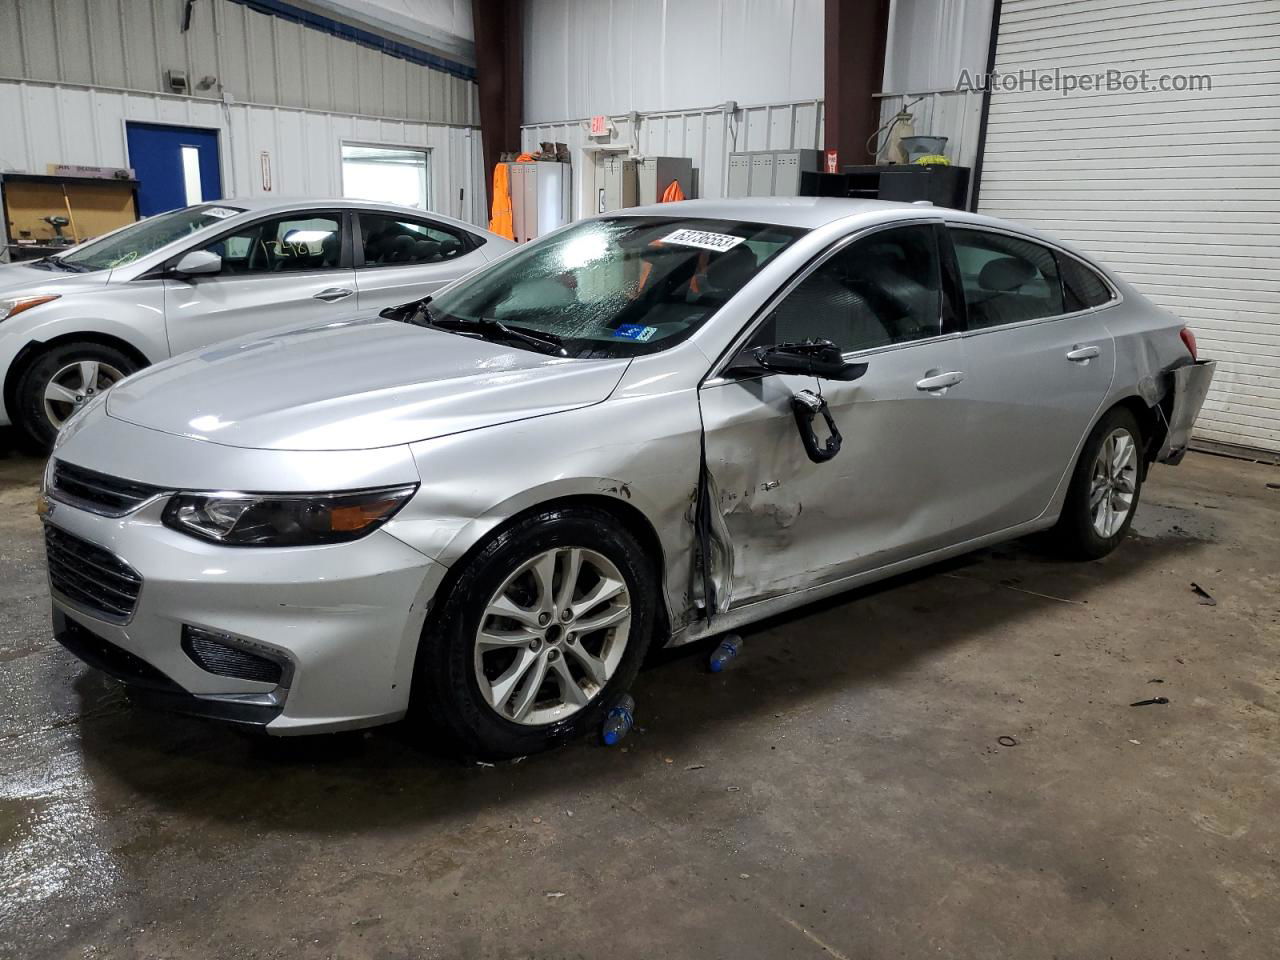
left=42, top=198, right=1214, bottom=758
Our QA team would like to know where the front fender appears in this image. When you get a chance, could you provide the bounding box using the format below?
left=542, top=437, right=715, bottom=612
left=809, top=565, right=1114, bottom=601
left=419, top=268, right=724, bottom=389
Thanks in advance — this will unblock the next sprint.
left=0, top=294, right=168, bottom=424
left=386, top=392, right=704, bottom=633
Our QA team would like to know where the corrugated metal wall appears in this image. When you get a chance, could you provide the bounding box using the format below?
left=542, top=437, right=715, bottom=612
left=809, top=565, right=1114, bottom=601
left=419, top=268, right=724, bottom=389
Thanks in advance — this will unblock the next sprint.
left=977, top=0, right=1280, bottom=454
left=0, top=79, right=488, bottom=224
left=0, top=0, right=477, bottom=125
left=523, top=0, right=824, bottom=123
left=522, top=99, right=824, bottom=218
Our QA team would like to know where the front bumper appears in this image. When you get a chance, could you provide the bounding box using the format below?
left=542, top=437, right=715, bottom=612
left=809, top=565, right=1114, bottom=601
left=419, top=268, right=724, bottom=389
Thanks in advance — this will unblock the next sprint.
left=44, top=496, right=447, bottom=734
left=1158, top=360, right=1216, bottom=464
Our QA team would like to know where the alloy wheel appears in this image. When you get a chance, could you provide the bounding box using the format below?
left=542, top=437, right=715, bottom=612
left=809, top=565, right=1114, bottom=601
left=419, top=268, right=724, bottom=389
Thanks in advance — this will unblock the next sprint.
left=42, top=360, right=125, bottom=429
left=474, top=546, right=631, bottom=725
left=1089, top=427, right=1138, bottom=538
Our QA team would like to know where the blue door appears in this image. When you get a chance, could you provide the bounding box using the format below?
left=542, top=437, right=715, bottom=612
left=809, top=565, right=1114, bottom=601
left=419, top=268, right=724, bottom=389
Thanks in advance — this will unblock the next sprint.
left=125, top=122, right=222, bottom=216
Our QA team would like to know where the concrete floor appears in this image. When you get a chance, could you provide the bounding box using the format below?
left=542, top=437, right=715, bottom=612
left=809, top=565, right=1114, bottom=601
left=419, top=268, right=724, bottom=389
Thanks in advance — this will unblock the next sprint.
left=1, top=427, right=1277, bottom=960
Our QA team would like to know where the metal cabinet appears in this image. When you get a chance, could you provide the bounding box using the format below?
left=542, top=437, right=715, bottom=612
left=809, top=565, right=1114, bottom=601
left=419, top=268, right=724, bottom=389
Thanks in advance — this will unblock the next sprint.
left=636, top=156, right=695, bottom=205
left=601, top=156, right=637, bottom=212
left=508, top=161, right=572, bottom=243
left=729, top=149, right=821, bottom=197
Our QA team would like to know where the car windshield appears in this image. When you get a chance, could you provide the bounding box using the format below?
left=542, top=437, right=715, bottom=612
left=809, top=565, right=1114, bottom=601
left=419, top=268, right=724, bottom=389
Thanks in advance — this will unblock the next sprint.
left=426, top=216, right=807, bottom=358
left=57, top=204, right=247, bottom=272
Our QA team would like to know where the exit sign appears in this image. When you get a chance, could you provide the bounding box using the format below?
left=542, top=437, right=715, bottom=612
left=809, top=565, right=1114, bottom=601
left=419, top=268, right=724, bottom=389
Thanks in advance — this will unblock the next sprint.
left=589, top=115, right=609, bottom=136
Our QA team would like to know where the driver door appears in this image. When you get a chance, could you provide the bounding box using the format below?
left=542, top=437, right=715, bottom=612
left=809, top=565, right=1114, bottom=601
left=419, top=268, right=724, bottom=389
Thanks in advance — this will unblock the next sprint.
left=698, top=223, right=972, bottom=609
left=164, top=210, right=355, bottom=355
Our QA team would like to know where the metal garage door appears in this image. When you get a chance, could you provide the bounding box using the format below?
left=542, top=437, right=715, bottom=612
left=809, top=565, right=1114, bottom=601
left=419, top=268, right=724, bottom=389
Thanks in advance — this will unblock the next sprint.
left=977, top=0, right=1280, bottom=454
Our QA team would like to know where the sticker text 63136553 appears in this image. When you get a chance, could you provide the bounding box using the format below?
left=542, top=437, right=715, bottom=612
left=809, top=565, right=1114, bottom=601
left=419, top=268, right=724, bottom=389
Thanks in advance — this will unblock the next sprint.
left=659, top=229, right=746, bottom=253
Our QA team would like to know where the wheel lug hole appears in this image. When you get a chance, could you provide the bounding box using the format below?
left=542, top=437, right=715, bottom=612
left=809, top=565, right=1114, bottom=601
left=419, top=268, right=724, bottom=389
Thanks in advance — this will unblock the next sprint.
left=547, top=649, right=560, bottom=662
left=538, top=613, right=551, bottom=626
left=561, top=608, right=573, bottom=622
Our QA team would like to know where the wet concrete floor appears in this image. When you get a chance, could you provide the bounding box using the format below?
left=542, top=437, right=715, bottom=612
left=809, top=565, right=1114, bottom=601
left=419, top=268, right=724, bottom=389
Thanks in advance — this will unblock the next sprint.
left=2, top=429, right=1278, bottom=959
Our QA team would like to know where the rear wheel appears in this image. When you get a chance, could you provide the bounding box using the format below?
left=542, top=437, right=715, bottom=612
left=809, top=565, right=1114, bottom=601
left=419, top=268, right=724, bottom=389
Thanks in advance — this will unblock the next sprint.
left=15, top=342, right=139, bottom=448
left=412, top=506, right=656, bottom=759
left=1049, top=406, right=1144, bottom=559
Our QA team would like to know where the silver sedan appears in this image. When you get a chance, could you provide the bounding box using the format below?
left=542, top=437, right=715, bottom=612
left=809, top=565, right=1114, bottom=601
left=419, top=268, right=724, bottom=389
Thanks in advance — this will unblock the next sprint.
left=41, top=198, right=1214, bottom=758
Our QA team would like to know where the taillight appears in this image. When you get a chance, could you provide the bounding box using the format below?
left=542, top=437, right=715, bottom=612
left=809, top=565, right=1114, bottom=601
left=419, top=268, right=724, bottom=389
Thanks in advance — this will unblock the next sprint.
left=1180, top=327, right=1198, bottom=362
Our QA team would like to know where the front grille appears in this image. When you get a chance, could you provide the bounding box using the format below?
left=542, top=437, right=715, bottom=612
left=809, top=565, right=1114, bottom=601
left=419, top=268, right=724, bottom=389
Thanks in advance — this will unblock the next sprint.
left=44, top=525, right=142, bottom=623
left=51, top=460, right=164, bottom=516
left=182, top=629, right=284, bottom=685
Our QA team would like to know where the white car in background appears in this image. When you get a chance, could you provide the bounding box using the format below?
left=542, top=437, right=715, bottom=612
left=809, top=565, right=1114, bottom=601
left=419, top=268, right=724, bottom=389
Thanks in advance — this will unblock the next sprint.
left=0, top=198, right=514, bottom=446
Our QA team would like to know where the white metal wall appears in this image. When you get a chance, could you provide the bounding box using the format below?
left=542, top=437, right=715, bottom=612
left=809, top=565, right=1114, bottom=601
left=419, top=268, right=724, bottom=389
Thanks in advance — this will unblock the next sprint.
left=876, top=0, right=993, bottom=172
left=0, top=0, right=477, bottom=125
left=522, top=99, right=824, bottom=219
left=0, top=80, right=488, bottom=225
left=875, top=90, right=985, bottom=169
left=977, top=0, right=1280, bottom=454
left=523, top=0, right=824, bottom=123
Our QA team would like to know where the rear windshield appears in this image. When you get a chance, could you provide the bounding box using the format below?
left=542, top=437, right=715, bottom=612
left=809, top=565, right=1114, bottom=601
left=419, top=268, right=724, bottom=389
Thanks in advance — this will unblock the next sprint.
left=60, top=204, right=246, bottom=272
left=428, top=216, right=807, bottom=358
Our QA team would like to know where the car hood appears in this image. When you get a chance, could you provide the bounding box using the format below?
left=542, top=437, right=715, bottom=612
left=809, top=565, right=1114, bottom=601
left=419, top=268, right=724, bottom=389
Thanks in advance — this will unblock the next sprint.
left=0, top=261, right=110, bottom=296
left=106, top=316, right=631, bottom=451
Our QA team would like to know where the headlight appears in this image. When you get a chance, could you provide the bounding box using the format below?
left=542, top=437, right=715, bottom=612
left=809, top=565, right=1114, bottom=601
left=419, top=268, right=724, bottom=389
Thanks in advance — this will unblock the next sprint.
left=1, top=294, right=60, bottom=322
left=162, top=484, right=418, bottom=546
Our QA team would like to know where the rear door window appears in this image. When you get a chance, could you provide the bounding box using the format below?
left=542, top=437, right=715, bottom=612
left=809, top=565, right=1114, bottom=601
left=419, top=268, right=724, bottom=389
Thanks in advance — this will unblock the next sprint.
left=357, top=213, right=473, bottom=267
left=949, top=228, right=1064, bottom=329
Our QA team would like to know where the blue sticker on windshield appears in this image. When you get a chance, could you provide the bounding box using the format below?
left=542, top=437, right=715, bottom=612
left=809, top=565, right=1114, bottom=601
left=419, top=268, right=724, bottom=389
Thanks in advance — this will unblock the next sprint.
left=614, top=324, right=658, bottom=342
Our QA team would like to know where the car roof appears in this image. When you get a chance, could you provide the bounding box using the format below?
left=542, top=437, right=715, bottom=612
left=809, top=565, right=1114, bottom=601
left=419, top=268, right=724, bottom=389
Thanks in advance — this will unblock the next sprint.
left=612, top=196, right=1107, bottom=271
left=210, top=197, right=497, bottom=236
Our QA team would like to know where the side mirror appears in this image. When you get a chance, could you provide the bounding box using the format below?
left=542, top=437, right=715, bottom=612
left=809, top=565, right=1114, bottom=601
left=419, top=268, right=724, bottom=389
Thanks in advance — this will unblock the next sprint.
left=752, top=339, right=868, bottom=382
left=171, top=249, right=222, bottom=277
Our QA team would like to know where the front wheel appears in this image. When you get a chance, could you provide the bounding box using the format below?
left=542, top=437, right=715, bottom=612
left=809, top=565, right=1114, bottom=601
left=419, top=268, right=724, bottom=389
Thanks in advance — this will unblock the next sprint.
left=1049, top=406, right=1144, bottom=560
left=412, top=506, right=656, bottom=759
left=15, top=342, right=139, bottom=448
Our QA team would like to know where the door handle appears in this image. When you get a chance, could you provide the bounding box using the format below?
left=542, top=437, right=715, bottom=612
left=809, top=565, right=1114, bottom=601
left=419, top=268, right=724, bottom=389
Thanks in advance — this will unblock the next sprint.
left=915, top=370, right=966, bottom=393
left=1066, top=344, right=1100, bottom=362
left=313, top=287, right=354, bottom=303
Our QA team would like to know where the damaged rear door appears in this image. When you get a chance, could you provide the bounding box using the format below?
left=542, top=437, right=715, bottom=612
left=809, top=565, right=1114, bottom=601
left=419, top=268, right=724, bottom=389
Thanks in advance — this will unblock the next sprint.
left=697, top=222, right=972, bottom=610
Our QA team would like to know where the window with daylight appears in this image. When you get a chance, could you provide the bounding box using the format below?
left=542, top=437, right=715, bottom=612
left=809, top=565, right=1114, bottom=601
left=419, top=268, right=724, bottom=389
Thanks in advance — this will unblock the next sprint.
left=341, top=144, right=430, bottom=209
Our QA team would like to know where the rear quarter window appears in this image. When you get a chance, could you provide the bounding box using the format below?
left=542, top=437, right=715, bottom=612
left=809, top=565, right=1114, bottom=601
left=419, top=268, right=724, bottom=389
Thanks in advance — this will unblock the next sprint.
left=1059, top=255, right=1116, bottom=311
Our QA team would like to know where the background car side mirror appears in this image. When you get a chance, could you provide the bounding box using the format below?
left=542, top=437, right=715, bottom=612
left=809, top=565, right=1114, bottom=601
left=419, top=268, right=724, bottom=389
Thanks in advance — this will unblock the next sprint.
left=753, top=340, right=869, bottom=381
left=171, top=250, right=222, bottom=278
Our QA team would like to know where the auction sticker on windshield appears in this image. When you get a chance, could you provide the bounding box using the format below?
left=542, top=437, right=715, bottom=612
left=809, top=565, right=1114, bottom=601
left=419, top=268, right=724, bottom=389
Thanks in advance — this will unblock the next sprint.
left=204, top=207, right=240, bottom=219
left=659, top=229, right=746, bottom=253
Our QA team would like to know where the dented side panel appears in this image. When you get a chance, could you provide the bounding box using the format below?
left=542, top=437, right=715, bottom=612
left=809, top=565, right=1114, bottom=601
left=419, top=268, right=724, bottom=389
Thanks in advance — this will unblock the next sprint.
left=697, top=336, right=972, bottom=610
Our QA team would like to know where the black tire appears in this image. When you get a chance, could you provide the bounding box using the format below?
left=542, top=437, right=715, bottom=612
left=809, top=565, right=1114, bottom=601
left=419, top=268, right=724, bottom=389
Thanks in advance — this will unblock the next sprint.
left=15, top=341, right=140, bottom=449
left=1049, top=406, right=1145, bottom=560
left=412, top=505, right=657, bottom=760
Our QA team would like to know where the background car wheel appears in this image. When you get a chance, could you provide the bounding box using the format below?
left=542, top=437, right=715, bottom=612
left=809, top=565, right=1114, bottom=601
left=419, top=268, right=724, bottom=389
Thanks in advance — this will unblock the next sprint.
left=412, top=505, right=657, bottom=759
left=15, top=342, right=139, bottom=448
left=1049, top=406, right=1145, bottom=560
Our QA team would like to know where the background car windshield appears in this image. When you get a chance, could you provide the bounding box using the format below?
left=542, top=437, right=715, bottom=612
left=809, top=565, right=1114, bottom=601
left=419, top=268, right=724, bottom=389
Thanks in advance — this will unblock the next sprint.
left=428, top=216, right=806, bottom=357
left=61, top=204, right=246, bottom=271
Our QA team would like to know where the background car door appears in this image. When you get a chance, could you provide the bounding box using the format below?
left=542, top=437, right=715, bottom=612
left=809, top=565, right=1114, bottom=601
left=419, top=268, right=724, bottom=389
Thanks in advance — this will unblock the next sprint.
left=945, top=226, right=1115, bottom=536
left=164, top=210, right=355, bottom=355
left=352, top=210, right=492, bottom=312
left=699, top=223, right=973, bottom=609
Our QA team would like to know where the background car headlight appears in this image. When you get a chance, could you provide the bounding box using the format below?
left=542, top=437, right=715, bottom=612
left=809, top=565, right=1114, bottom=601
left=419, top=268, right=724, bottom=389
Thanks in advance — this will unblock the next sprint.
left=162, top=485, right=418, bottom=546
left=0, top=294, right=60, bottom=322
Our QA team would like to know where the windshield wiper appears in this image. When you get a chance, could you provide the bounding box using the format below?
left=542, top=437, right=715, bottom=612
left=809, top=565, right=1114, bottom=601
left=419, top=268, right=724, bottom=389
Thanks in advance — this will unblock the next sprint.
left=34, top=255, right=90, bottom=273
left=438, top=316, right=568, bottom=357
left=385, top=297, right=568, bottom=357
